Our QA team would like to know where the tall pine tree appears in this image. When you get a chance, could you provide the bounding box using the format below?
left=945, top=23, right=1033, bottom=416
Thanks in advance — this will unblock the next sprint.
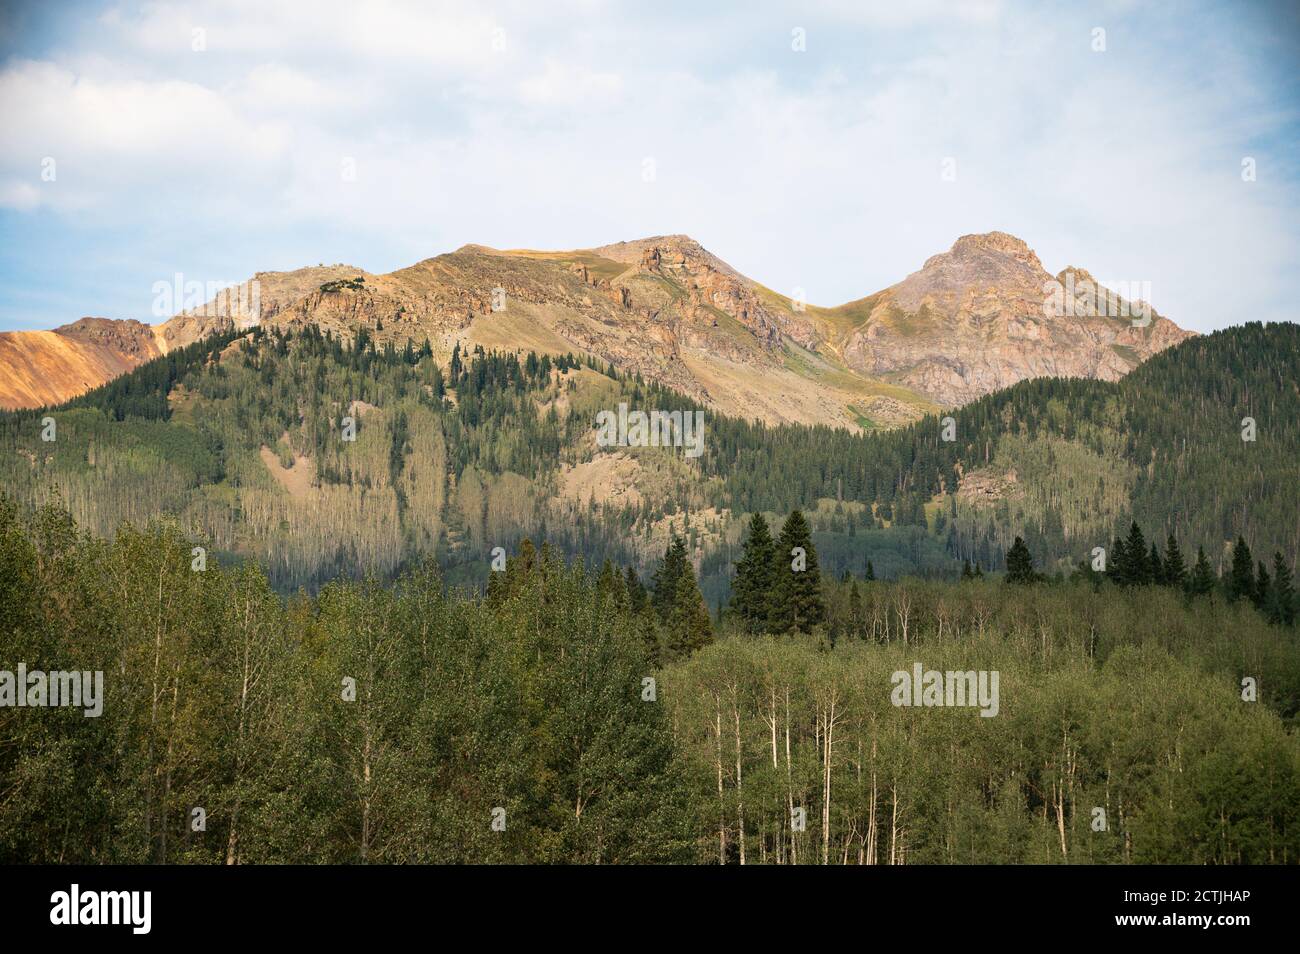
left=1148, top=542, right=1164, bottom=586
left=1268, top=552, right=1296, bottom=625
left=1005, top=536, right=1037, bottom=584
left=768, top=510, right=826, bottom=634
left=1189, top=546, right=1217, bottom=597
left=1163, top=535, right=1187, bottom=591
left=666, top=554, right=713, bottom=659
left=1227, top=537, right=1255, bottom=603
left=651, top=536, right=690, bottom=623
left=1253, top=560, right=1272, bottom=611
left=1124, top=522, right=1151, bottom=586
left=729, top=513, right=776, bottom=633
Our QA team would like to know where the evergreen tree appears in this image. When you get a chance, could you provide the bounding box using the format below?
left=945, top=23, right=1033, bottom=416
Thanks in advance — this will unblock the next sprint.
left=651, top=537, right=690, bottom=623
left=449, top=341, right=463, bottom=383
left=768, top=510, right=826, bottom=634
left=596, top=558, right=626, bottom=610
left=1004, top=536, right=1037, bottom=584
left=1227, top=536, right=1255, bottom=603
left=665, top=560, right=714, bottom=659
left=865, top=559, right=876, bottom=581
left=1148, top=542, right=1164, bottom=586
left=1189, top=546, right=1217, bottom=597
left=729, top=513, right=776, bottom=633
left=625, top=566, right=648, bottom=615
left=1253, top=560, right=1272, bottom=612
left=1268, top=552, right=1295, bottom=626
left=1108, top=535, right=1128, bottom=586
left=961, top=559, right=973, bottom=581
left=1124, top=522, right=1151, bottom=586
left=1163, top=535, right=1187, bottom=591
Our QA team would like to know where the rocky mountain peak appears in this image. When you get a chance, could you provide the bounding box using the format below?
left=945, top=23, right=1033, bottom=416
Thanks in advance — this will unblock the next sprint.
left=0, top=230, right=1194, bottom=423
left=894, top=231, right=1047, bottom=316
left=1056, top=265, right=1097, bottom=286
left=915, top=231, right=1046, bottom=286
left=946, top=231, right=1041, bottom=264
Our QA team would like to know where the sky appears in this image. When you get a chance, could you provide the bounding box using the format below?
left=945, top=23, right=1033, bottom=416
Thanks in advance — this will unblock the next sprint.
left=0, top=0, right=1297, bottom=333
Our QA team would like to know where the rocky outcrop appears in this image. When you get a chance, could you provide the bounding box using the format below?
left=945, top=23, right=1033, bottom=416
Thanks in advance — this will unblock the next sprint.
left=156, top=265, right=367, bottom=351
left=0, top=230, right=1194, bottom=424
left=836, top=232, right=1194, bottom=407
left=595, top=235, right=805, bottom=348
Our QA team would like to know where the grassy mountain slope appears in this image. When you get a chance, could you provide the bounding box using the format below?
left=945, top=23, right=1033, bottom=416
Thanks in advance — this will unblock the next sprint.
left=1, top=321, right=1293, bottom=597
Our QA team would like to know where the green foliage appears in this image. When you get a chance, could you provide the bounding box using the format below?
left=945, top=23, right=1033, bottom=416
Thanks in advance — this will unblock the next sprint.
left=0, top=503, right=691, bottom=863
left=768, top=509, right=827, bottom=634
left=3, top=322, right=1293, bottom=605
left=1, top=500, right=1295, bottom=864
left=1004, top=536, right=1038, bottom=584
left=1190, top=546, right=1217, bottom=597
left=652, top=535, right=714, bottom=660
left=1228, top=536, right=1256, bottom=603
left=729, top=513, right=775, bottom=632
left=664, top=631, right=1300, bottom=864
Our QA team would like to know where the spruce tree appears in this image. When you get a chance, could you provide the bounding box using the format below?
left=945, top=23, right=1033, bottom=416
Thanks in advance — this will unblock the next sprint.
left=1108, top=535, right=1128, bottom=586
left=1124, top=522, right=1150, bottom=585
left=625, top=565, right=649, bottom=615
left=1189, top=546, right=1217, bottom=597
left=596, top=558, right=618, bottom=599
left=596, top=558, right=626, bottom=611
left=1004, top=536, right=1037, bottom=584
left=1269, top=552, right=1295, bottom=625
left=651, top=536, right=690, bottom=622
left=1227, top=537, right=1255, bottom=603
left=449, top=341, right=463, bottom=383
left=1253, top=560, right=1272, bottom=611
left=1148, top=542, right=1164, bottom=586
left=666, top=561, right=714, bottom=659
left=729, top=513, right=776, bottom=633
left=1163, top=535, right=1187, bottom=591
left=865, top=559, right=876, bottom=581
left=768, top=510, right=826, bottom=634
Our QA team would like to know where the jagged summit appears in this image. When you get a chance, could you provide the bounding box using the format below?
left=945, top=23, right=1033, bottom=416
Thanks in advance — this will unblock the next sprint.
left=0, top=231, right=1192, bottom=420
left=933, top=230, right=1043, bottom=266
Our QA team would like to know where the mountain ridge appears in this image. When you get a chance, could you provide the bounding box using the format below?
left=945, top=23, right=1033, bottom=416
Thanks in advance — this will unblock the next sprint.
left=0, top=232, right=1193, bottom=418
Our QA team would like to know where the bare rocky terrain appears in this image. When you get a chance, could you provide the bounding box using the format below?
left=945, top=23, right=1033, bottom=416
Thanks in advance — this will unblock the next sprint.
left=0, top=232, right=1192, bottom=421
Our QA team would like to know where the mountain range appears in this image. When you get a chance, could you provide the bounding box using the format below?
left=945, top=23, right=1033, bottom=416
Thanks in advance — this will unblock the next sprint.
left=0, top=232, right=1192, bottom=423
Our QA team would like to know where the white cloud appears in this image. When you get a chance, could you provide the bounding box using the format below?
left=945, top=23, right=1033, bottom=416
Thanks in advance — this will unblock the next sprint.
left=0, top=59, right=286, bottom=213
left=518, top=59, right=623, bottom=107
left=0, top=0, right=1296, bottom=333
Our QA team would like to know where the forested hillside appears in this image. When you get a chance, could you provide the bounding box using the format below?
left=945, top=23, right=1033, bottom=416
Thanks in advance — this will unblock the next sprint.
left=2, top=501, right=1296, bottom=864
left=0, top=321, right=1295, bottom=600
left=860, top=321, right=1299, bottom=574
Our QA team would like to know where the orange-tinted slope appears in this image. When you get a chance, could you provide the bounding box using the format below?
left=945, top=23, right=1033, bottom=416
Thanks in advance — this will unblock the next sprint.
left=0, top=318, right=162, bottom=410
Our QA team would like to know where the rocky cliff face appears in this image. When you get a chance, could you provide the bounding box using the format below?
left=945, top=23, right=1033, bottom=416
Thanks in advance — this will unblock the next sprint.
left=0, top=231, right=1193, bottom=424
left=833, top=232, right=1194, bottom=406
left=591, top=235, right=806, bottom=348
left=156, top=265, right=367, bottom=351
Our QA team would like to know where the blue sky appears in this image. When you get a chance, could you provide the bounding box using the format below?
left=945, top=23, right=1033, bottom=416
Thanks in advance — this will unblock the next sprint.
left=1, top=0, right=1297, bottom=332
